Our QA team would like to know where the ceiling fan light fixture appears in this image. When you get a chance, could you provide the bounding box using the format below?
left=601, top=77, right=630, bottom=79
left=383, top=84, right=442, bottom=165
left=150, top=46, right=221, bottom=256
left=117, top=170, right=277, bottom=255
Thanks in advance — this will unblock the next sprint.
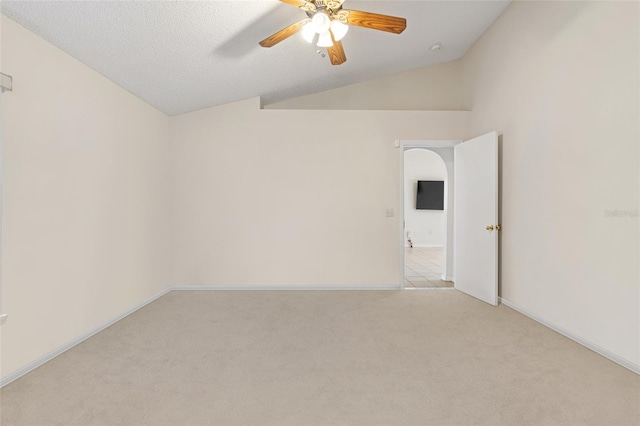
left=311, top=11, right=331, bottom=34
left=259, top=0, right=407, bottom=66
left=330, top=20, right=349, bottom=41
left=302, top=21, right=316, bottom=43
left=317, top=31, right=333, bottom=47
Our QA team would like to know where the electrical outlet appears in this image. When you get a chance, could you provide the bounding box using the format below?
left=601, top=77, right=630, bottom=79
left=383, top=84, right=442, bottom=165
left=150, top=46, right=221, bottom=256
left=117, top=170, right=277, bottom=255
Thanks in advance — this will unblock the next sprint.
left=385, top=209, right=394, bottom=218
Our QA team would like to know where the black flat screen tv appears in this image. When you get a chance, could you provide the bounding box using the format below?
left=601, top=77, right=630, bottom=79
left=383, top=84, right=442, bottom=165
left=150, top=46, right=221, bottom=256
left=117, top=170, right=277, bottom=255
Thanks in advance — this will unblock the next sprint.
left=416, top=180, right=444, bottom=210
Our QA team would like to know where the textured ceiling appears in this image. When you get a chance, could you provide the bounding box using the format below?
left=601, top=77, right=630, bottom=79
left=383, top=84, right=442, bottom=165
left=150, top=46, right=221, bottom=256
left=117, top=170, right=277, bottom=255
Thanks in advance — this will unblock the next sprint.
left=2, top=1, right=510, bottom=116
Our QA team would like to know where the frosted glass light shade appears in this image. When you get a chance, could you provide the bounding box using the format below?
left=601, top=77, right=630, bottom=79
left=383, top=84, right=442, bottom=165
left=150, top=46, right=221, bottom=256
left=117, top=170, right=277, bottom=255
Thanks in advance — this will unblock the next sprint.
left=317, top=31, right=333, bottom=47
left=311, top=12, right=331, bottom=34
left=301, top=22, right=315, bottom=43
left=330, top=20, right=349, bottom=41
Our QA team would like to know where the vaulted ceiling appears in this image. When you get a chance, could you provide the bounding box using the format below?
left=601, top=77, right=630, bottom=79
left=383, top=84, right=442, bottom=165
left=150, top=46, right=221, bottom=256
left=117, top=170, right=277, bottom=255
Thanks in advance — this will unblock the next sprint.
left=2, top=1, right=510, bottom=115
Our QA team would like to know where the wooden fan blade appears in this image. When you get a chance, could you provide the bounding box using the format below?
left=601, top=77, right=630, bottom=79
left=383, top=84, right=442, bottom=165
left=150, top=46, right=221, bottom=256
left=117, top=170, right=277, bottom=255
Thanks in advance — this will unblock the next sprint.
left=327, top=31, right=347, bottom=65
left=344, top=10, right=407, bottom=34
left=259, top=20, right=308, bottom=48
left=279, top=0, right=306, bottom=7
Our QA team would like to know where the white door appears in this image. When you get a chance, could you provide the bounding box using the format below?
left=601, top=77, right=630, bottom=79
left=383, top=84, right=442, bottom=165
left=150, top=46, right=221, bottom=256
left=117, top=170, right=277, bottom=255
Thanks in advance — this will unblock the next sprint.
left=454, top=131, right=499, bottom=306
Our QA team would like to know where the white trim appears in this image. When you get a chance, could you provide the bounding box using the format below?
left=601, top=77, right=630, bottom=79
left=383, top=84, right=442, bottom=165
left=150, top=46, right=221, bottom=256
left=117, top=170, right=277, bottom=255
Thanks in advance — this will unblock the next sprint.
left=171, top=285, right=401, bottom=291
left=399, top=140, right=463, bottom=149
left=404, top=244, right=444, bottom=248
left=0, top=287, right=171, bottom=388
left=441, top=275, right=454, bottom=282
left=500, top=297, right=640, bottom=375
left=4, top=288, right=636, bottom=389
left=0, top=91, right=5, bottom=323
left=404, top=287, right=455, bottom=291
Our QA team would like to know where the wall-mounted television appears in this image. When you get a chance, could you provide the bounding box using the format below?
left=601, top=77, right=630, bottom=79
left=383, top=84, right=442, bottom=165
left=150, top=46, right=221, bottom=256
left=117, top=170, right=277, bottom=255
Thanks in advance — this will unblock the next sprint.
left=416, top=180, right=444, bottom=210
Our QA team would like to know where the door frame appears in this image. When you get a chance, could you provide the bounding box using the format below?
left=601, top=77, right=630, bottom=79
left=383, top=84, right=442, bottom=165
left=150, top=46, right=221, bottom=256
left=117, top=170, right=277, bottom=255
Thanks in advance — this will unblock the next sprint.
left=397, top=139, right=462, bottom=289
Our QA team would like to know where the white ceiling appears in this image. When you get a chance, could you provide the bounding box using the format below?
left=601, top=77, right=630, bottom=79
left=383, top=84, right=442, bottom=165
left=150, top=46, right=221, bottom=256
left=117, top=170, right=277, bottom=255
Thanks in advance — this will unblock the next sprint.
left=1, top=1, right=510, bottom=116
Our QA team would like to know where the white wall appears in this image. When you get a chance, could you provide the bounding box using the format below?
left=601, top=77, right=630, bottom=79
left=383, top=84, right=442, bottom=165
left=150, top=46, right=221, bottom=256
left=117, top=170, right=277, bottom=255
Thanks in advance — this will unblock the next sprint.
left=266, top=59, right=469, bottom=111
left=170, top=98, right=470, bottom=288
left=0, top=16, right=170, bottom=379
left=426, top=147, right=455, bottom=281
left=403, top=149, right=446, bottom=247
left=463, top=1, right=639, bottom=366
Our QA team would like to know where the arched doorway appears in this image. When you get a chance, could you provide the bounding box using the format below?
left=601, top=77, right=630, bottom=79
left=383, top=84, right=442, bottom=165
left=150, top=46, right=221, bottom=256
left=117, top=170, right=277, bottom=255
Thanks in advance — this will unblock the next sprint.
left=403, top=148, right=451, bottom=288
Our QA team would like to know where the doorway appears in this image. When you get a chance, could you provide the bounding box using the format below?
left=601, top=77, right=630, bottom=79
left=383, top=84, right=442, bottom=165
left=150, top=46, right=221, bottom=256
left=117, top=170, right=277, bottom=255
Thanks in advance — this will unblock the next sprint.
left=399, top=133, right=499, bottom=304
left=399, top=140, right=461, bottom=289
left=404, top=247, right=449, bottom=288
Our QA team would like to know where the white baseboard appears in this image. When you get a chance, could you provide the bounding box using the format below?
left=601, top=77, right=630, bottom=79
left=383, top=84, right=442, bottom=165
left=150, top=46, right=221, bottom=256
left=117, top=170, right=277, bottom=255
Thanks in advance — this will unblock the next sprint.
left=0, top=287, right=171, bottom=388
left=499, top=297, right=640, bottom=375
left=6, top=289, right=636, bottom=388
left=441, top=275, right=454, bottom=282
left=404, top=287, right=454, bottom=291
left=171, top=285, right=400, bottom=291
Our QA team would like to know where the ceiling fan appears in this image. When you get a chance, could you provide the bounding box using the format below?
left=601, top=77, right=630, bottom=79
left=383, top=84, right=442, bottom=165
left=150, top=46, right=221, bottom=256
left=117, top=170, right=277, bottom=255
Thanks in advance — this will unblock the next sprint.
left=259, top=0, right=407, bottom=66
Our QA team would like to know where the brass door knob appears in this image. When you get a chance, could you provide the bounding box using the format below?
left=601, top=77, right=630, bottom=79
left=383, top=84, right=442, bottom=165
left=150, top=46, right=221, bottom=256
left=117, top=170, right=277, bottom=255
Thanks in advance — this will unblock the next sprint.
left=486, top=225, right=494, bottom=231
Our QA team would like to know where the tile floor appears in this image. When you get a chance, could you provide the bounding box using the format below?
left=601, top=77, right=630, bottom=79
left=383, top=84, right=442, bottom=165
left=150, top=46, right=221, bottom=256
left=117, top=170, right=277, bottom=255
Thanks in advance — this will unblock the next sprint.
left=404, top=247, right=453, bottom=288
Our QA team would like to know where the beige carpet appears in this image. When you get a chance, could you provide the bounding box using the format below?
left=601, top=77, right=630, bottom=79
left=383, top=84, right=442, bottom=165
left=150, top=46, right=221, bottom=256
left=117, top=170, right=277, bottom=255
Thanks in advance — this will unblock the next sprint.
left=1, top=290, right=639, bottom=426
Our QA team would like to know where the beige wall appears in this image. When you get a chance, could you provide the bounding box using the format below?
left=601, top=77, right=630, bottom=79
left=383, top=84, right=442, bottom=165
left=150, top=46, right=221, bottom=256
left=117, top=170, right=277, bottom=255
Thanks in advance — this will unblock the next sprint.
left=266, top=59, right=469, bottom=111
left=0, top=17, right=170, bottom=378
left=462, top=1, right=639, bottom=365
left=170, top=97, right=470, bottom=287
left=2, top=0, right=638, bottom=382
left=255, top=2, right=640, bottom=367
